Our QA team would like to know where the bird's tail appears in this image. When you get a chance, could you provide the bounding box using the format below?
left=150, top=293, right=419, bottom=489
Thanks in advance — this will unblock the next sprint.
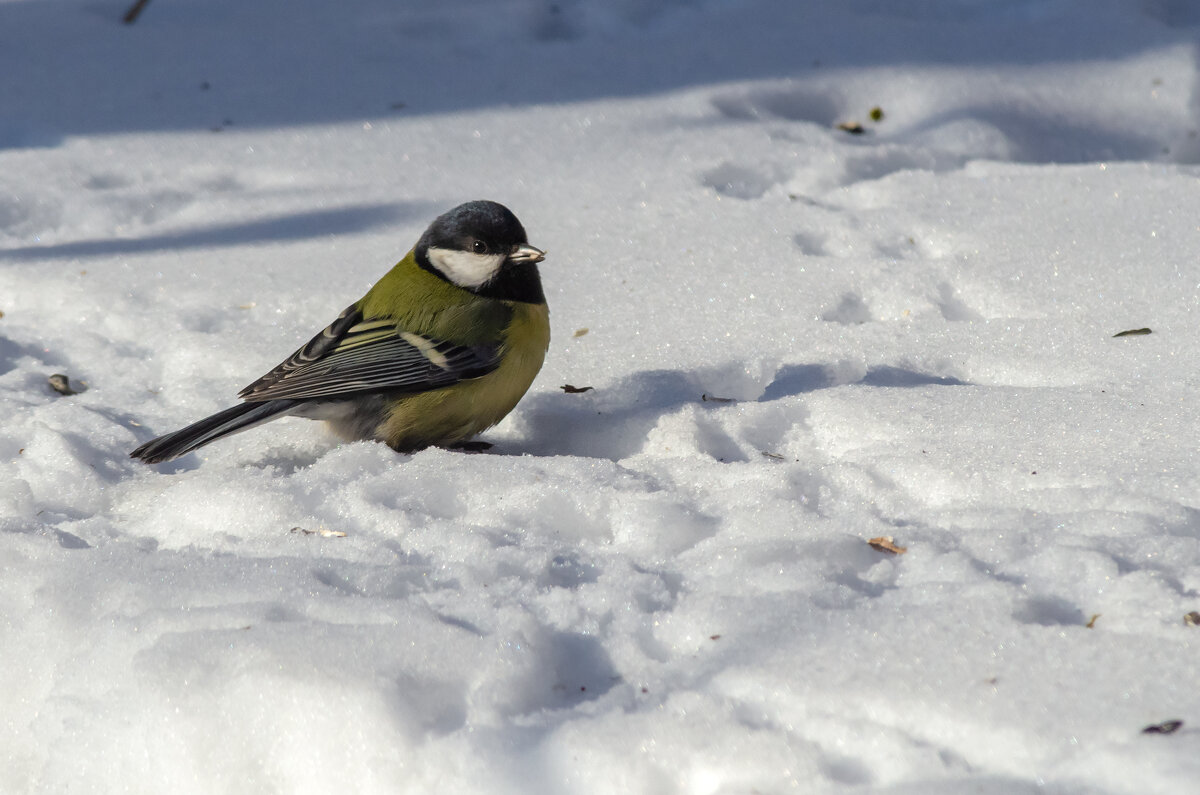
left=130, top=399, right=301, bottom=464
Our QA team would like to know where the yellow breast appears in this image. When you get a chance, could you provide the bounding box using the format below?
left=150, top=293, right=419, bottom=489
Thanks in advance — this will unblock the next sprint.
left=378, top=301, right=550, bottom=451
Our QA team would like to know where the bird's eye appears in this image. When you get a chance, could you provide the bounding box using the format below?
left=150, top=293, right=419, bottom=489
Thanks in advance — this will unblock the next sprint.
left=472, top=240, right=489, bottom=254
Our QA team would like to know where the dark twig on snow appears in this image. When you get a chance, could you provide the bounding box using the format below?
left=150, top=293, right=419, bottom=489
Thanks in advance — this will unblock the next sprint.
left=123, top=0, right=152, bottom=24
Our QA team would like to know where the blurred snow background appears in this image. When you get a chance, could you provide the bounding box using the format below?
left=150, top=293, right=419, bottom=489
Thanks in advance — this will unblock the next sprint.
left=2, top=0, right=1200, bottom=792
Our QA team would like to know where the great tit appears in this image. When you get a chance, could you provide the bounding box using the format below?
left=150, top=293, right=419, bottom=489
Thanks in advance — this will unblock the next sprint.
left=130, top=200, right=549, bottom=464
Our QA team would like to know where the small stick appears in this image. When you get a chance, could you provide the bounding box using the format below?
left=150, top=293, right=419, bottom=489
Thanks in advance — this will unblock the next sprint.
left=123, top=0, right=152, bottom=24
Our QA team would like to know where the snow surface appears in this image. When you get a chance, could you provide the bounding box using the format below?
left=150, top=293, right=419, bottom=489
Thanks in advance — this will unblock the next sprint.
left=3, top=0, right=1200, bottom=792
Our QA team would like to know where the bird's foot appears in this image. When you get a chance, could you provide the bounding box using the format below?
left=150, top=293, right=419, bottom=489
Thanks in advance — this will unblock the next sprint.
left=446, top=440, right=494, bottom=453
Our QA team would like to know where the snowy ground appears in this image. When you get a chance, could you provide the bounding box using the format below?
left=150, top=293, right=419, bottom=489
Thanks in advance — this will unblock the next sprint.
left=3, top=0, right=1200, bottom=792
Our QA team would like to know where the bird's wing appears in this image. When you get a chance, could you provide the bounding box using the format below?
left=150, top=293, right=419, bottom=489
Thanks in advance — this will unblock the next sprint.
left=238, top=304, right=501, bottom=402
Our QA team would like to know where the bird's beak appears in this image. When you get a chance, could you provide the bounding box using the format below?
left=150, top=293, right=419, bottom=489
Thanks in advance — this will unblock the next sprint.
left=510, top=244, right=546, bottom=264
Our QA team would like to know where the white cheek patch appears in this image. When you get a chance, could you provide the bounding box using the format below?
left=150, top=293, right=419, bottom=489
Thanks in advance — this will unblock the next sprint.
left=426, top=246, right=506, bottom=289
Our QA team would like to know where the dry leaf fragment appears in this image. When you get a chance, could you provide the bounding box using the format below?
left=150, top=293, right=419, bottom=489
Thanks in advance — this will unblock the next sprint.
left=868, top=536, right=907, bottom=555
left=48, top=374, right=81, bottom=395
left=561, top=384, right=594, bottom=393
left=1113, top=328, right=1152, bottom=337
left=761, top=451, right=785, bottom=460
left=573, top=328, right=589, bottom=337
left=289, top=526, right=346, bottom=538
left=1142, top=719, right=1183, bottom=735
left=837, top=121, right=865, bottom=134
left=1086, top=613, right=1100, bottom=628
left=1183, top=611, right=1200, bottom=626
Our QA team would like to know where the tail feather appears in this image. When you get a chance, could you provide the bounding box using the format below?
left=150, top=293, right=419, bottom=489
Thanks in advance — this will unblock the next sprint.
left=130, top=399, right=301, bottom=464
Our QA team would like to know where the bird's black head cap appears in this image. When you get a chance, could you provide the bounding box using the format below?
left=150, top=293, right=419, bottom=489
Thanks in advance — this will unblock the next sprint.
left=418, top=201, right=528, bottom=257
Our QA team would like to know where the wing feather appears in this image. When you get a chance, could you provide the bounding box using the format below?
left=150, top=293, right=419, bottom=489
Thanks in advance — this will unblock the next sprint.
left=238, top=304, right=501, bottom=402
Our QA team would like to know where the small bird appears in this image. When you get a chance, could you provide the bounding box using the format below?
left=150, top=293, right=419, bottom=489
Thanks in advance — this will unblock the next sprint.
left=131, top=201, right=549, bottom=464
